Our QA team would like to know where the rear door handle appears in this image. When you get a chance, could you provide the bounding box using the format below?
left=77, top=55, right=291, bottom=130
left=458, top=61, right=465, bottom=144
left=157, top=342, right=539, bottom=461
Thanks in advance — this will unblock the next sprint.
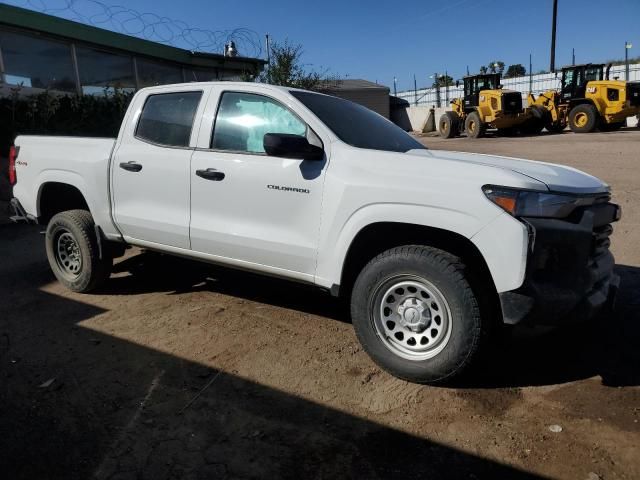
left=196, top=168, right=225, bottom=181
left=119, top=161, right=143, bottom=172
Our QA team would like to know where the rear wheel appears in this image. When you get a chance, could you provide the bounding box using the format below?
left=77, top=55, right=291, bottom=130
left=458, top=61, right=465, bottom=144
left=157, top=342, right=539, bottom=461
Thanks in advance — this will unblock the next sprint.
left=569, top=104, right=599, bottom=133
left=45, top=209, right=112, bottom=293
left=439, top=112, right=460, bottom=138
left=350, top=246, right=485, bottom=384
left=464, top=111, right=486, bottom=138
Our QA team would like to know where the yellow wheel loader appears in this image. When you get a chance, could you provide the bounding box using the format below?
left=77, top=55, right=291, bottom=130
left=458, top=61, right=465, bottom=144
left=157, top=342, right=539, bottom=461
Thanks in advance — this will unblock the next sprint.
left=529, top=63, right=640, bottom=133
left=439, top=73, right=535, bottom=139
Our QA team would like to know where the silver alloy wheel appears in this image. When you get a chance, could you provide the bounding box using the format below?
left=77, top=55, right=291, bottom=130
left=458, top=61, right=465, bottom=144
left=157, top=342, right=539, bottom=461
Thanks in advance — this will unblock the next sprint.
left=55, top=231, right=82, bottom=280
left=372, top=276, right=452, bottom=361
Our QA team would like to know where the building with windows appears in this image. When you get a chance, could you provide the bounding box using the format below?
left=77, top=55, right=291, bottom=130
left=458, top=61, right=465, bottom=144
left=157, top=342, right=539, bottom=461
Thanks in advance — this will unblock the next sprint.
left=0, top=4, right=266, bottom=97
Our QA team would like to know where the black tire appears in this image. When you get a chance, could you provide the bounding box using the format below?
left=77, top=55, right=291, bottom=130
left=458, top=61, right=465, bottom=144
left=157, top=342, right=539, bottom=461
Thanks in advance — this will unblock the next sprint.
left=521, top=106, right=546, bottom=135
left=568, top=104, right=599, bottom=133
left=350, top=246, right=484, bottom=384
left=438, top=112, right=460, bottom=139
left=464, top=111, right=486, bottom=138
left=545, top=121, right=566, bottom=133
left=45, top=209, right=112, bottom=293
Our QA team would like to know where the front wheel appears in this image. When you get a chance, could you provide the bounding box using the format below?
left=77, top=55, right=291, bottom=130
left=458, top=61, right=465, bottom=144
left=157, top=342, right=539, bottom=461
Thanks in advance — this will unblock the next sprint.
left=569, top=104, right=599, bottom=133
left=464, top=111, right=486, bottom=138
left=351, top=246, right=484, bottom=384
left=45, top=210, right=112, bottom=293
left=438, top=112, right=460, bottom=138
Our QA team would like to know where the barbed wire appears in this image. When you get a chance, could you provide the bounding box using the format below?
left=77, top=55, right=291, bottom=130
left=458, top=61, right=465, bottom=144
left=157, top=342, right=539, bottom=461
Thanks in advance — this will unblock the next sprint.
left=3, top=0, right=263, bottom=58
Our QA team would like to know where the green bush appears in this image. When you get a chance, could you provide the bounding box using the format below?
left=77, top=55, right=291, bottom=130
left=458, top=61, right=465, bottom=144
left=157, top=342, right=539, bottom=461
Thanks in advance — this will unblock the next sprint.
left=0, top=86, right=134, bottom=157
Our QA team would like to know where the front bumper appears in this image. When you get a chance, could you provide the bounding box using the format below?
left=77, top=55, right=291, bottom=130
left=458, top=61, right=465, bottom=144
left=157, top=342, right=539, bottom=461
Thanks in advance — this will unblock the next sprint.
left=500, top=201, right=620, bottom=325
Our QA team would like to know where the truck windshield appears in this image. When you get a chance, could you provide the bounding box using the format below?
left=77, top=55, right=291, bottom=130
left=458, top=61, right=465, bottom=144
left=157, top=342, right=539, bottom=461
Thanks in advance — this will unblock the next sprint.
left=290, top=91, right=426, bottom=153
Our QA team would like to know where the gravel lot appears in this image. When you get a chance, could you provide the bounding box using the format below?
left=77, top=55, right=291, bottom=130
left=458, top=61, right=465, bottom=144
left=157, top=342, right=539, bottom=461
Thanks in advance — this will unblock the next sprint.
left=1, top=129, right=639, bottom=480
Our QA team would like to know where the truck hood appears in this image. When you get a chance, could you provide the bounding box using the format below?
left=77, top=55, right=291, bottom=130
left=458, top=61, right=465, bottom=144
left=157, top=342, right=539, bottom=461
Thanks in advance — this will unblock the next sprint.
left=409, top=149, right=609, bottom=195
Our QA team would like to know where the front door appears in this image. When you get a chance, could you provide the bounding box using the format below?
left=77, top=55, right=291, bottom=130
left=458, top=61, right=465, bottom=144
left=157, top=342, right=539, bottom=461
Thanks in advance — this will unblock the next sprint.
left=189, top=89, right=327, bottom=278
left=112, top=89, right=205, bottom=249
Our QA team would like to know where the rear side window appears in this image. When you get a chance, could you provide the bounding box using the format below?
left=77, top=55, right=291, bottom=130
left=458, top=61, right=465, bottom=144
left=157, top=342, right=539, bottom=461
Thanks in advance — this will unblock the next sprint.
left=136, top=91, right=202, bottom=147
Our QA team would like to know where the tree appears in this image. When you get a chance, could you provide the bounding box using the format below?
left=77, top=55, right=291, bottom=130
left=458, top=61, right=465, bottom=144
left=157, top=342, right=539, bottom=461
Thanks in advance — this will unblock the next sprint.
left=479, top=66, right=488, bottom=74
left=488, top=61, right=505, bottom=74
left=504, top=64, right=526, bottom=78
left=258, top=39, right=339, bottom=91
left=432, top=74, right=454, bottom=88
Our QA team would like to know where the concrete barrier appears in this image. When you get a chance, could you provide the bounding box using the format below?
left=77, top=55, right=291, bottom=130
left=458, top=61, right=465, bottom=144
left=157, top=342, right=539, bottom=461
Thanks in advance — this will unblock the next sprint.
left=391, top=105, right=453, bottom=132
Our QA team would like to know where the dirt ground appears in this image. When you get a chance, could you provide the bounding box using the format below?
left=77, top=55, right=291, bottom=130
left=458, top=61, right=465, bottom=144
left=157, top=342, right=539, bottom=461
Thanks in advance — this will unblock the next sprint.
left=1, top=129, right=639, bottom=480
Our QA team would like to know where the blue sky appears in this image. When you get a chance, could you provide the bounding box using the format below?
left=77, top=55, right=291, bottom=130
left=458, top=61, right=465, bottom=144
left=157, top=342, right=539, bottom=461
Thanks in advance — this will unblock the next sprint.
left=7, top=0, right=640, bottom=91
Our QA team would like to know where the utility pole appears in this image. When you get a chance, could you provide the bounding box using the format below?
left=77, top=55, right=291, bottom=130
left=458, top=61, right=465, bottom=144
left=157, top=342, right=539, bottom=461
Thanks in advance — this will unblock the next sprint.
left=572, top=47, right=575, bottom=65
left=529, top=53, right=533, bottom=94
left=550, top=0, right=558, bottom=72
left=414, top=74, right=418, bottom=106
left=626, top=41, right=633, bottom=80
left=265, top=34, right=271, bottom=83
left=393, top=76, right=397, bottom=97
left=466, top=65, right=470, bottom=76
left=445, top=69, right=449, bottom=104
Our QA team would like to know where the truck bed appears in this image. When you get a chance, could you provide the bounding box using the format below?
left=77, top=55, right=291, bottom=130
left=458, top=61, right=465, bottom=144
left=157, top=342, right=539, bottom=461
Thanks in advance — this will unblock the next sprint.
left=12, top=135, right=116, bottom=231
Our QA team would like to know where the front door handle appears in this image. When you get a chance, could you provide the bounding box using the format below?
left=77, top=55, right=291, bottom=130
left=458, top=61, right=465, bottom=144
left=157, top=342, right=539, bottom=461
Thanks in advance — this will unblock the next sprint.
left=119, top=161, right=143, bottom=172
left=196, top=168, right=225, bottom=181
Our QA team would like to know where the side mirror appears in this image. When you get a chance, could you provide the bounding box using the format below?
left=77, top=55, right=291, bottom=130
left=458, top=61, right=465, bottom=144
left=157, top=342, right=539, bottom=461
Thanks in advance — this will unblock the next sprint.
left=263, top=133, right=324, bottom=161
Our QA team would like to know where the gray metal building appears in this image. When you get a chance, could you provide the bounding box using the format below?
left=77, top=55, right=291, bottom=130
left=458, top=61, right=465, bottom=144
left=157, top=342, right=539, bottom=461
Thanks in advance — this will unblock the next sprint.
left=321, top=79, right=391, bottom=118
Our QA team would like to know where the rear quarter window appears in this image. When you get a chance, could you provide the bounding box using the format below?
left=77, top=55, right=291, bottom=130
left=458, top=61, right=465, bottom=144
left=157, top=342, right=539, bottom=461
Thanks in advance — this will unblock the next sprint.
left=136, top=91, right=202, bottom=147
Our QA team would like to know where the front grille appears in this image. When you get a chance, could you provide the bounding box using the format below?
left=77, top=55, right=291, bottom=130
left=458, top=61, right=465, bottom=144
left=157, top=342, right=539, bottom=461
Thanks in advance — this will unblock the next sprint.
left=592, top=223, right=613, bottom=259
left=628, top=82, right=640, bottom=106
left=502, top=92, right=522, bottom=114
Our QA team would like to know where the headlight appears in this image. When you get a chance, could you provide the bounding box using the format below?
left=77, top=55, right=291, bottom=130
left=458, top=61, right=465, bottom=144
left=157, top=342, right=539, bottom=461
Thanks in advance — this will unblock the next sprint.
left=482, top=186, right=582, bottom=218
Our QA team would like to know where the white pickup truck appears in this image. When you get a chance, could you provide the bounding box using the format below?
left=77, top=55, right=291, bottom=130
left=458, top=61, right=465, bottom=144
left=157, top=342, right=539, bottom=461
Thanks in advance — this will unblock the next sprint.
left=9, top=82, right=621, bottom=384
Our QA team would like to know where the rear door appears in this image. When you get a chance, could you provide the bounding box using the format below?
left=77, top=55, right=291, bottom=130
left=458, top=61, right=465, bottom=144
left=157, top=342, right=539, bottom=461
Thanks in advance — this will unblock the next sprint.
left=111, top=87, right=207, bottom=249
left=189, top=87, right=329, bottom=280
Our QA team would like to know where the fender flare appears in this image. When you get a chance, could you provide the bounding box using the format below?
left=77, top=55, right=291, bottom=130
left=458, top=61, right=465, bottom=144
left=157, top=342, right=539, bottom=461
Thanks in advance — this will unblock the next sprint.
left=316, top=203, right=528, bottom=294
left=317, top=203, right=486, bottom=287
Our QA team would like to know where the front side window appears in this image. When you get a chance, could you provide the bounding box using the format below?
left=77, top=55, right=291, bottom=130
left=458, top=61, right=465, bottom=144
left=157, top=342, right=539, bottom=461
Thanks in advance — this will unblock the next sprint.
left=563, top=70, right=574, bottom=89
left=136, top=91, right=202, bottom=147
left=211, top=92, right=307, bottom=153
left=585, top=66, right=603, bottom=82
left=291, top=91, right=425, bottom=153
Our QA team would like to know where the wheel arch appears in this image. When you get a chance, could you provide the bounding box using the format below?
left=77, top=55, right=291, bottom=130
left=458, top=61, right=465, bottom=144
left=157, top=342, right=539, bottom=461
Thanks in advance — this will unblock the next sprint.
left=569, top=98, right=596, bottom=109
left=37, top=181, right=91, bottom=225
left=335, top=222, right=501, bottom=318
